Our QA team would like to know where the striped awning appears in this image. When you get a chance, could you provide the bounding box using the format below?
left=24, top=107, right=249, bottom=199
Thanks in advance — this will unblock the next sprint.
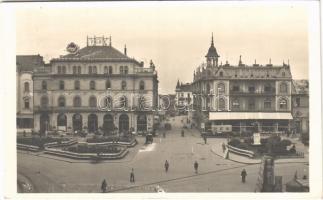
left=209, top=112, right=293, bottom=120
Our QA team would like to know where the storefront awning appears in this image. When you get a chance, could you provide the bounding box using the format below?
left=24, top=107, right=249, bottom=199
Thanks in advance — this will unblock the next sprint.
left=209, top=112, right=293, bottom=120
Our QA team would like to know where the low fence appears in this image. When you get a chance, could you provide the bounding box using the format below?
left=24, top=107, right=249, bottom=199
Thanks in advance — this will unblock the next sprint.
left=227, top=144, right=255, bottom=158
left=43, top=148, right=129, bottom=160
left=17, top=144, right=40, bottom=152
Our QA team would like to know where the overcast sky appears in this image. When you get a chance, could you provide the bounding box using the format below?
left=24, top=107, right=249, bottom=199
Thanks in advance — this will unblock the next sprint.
left=16, top=2, right=309, bottom=94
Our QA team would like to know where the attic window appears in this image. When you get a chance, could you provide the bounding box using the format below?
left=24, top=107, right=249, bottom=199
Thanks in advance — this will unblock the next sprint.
left=282, top=72, right=286, bottom=77
left=219, top=72, right=223, bottom=77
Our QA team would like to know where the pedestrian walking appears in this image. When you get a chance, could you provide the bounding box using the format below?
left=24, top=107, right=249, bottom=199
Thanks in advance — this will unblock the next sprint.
left=181, top=129, right=185, bottom=137
left=222, top=142, right=226, bottom=153
left=101, top=179, right=107, bottom=193
left=163, top=131, right=166, bottom=138
left=164, top=160, right=169, bottom=172
left=203, top=135, right=207, bottom=144
left=241, top=169, right=247, bottom=183
left=130, top=168, right=135, bottom=183
left=194, top=161, right=199, bottom=174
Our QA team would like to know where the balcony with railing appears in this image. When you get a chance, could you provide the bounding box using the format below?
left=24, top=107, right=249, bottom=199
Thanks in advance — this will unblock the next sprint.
left=135, top=67, right=154, bottom=74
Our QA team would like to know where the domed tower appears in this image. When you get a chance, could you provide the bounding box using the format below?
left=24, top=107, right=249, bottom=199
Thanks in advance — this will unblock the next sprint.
left=205, top=33, right=220, bottom=67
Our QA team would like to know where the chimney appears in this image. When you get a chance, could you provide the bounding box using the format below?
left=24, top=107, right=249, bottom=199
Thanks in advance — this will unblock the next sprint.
left=124, top=45, right=127, bottom=56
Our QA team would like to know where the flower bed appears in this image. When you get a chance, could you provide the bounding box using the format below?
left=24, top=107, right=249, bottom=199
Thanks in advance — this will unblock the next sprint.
left=44, top=144, right=128, bottom=160
left=228, top=136, right=299, bottom=158
left=17, top=137, right=70, bottom=148
left=86, top=136, right=137, bottom=147
left=65, top=144, right=124, bottom=154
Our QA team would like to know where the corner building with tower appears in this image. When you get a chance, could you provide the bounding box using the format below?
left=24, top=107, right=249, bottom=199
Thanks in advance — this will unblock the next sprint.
left=33, top=36, right=159, bottom=134
left=192, top=35, right=293, bottom=133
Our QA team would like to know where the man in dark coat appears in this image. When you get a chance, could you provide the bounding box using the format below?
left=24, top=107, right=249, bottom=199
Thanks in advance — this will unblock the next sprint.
left=164, top=160, right=169, bottom=172
left=241, top=169, right=247, bottom=183
left=101, top=179, right=107, bottom=193
left=130, top=168, right=135, bottom=183
left=194, top=161, right=199, bottom=174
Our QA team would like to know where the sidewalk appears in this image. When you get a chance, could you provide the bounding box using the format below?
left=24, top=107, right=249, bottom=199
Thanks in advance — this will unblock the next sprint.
left=211, top=143, right=309, bottom=165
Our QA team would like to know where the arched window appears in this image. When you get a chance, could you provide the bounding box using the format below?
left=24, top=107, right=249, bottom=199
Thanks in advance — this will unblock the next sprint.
left=139, top=80, right=145, bottom=90
left=89, top=96, right=97, bottom=107
left=24, top=98, right=30, bottom=109
left=280, top=82, right=288, bottom=93
left=218, top=98, right=225, bottom=111
left=73, top=96, right=82, bottom=107
left=92, top=66, right=97, bottom=74
left=88, top=66, right=92, bottom=74
left=59, top=80, right=65, bottom=90
left=121, top=80, right=127, bottom=90
left=106, top=80, right=111, bottom=89
left=58, top=96, right=66, bottom=107
left=73, top=66, right=77, bottom=74
left=264, top=98, right=272, bottom=109
left=78, top=66, right=82, bottom=74
left=40, top=96, right=48, bottom=107
left=74, top=80, right=80, bottom=90
left=120, top=66, right=124, bottom=74
left=104, top=66, right=108, bottom=74
left=124, top=66, right=128, bottom=74
left=109, top=66, right=113, bottom=74
left=62, top=66, right=66, bottom=74
left=57, top=66, right=61, bottom=74
left=217, top=83, right=225, bottom=95
left=138, top=96, right=146, bottom=110
left=42, top=80, right=47, bottom=90
left=279, top=98, right=288, bottom=110
left=90, top=81, right=95, bottom=90
left=24, top=82, right=29, bottom=92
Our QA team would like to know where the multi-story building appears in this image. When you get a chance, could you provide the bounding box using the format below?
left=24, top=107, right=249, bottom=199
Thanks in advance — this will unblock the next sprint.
left=291, top=80, right=309, bottom=134
left=16, top=55, right=45, bottom=132
left=175, top=81, right=193, bottom=114
left=33, top=36, right=158, bottom=135
left=192, top=35, right=293, bottom=133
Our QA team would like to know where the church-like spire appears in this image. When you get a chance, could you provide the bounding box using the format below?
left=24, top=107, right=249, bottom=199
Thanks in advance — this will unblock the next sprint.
left=211, top=32, right=214, bottom=46
left=176, top=79, right=180, bottom=88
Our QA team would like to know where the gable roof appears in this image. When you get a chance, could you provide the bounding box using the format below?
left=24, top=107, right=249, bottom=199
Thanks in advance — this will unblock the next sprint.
left=16, top=55, right=44, bottom=72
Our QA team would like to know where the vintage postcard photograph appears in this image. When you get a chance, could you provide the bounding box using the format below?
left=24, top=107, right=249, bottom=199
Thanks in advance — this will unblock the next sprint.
left=1, top=1, right=322, bottom=199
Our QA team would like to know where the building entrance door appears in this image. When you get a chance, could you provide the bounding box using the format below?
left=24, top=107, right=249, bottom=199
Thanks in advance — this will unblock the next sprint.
left=119, top=114, right=129, bottom=133
left=73, top=114, right=83, bottom=132
left=88, top=114, right=98, bottom=133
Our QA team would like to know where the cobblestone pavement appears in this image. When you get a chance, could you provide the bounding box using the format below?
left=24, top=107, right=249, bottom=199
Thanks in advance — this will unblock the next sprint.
left=17, top=116, right=309, bottom=193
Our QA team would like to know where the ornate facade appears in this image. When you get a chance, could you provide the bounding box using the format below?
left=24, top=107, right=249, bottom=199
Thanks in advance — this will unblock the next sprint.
left=33, top=36, right=158, bottom=134
left=192, top=35, right=293, bottom=133
left=16, top=55, right=45, bottom=132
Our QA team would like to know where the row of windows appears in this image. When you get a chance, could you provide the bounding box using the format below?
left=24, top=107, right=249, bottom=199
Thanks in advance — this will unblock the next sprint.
left=41, top=80, right=146, bottom=90
left=57, top=65, right=129, bottom=75
left=40, top=95, right=146, bottom=108
left=230, top=98, right=288, bottom=110
left=201, top=97, right=288, bottom=110
left=202, top=82, right=288, bottom=94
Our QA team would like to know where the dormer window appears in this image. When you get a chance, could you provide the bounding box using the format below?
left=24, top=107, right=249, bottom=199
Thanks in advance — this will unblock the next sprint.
left=219, top=71, right=223, bottom=77
left=282, top=72, right=286, bottom=77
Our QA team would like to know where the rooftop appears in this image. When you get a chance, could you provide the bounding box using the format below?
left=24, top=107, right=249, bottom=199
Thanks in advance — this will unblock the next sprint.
left=16, top=55, right=44, bottom=72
